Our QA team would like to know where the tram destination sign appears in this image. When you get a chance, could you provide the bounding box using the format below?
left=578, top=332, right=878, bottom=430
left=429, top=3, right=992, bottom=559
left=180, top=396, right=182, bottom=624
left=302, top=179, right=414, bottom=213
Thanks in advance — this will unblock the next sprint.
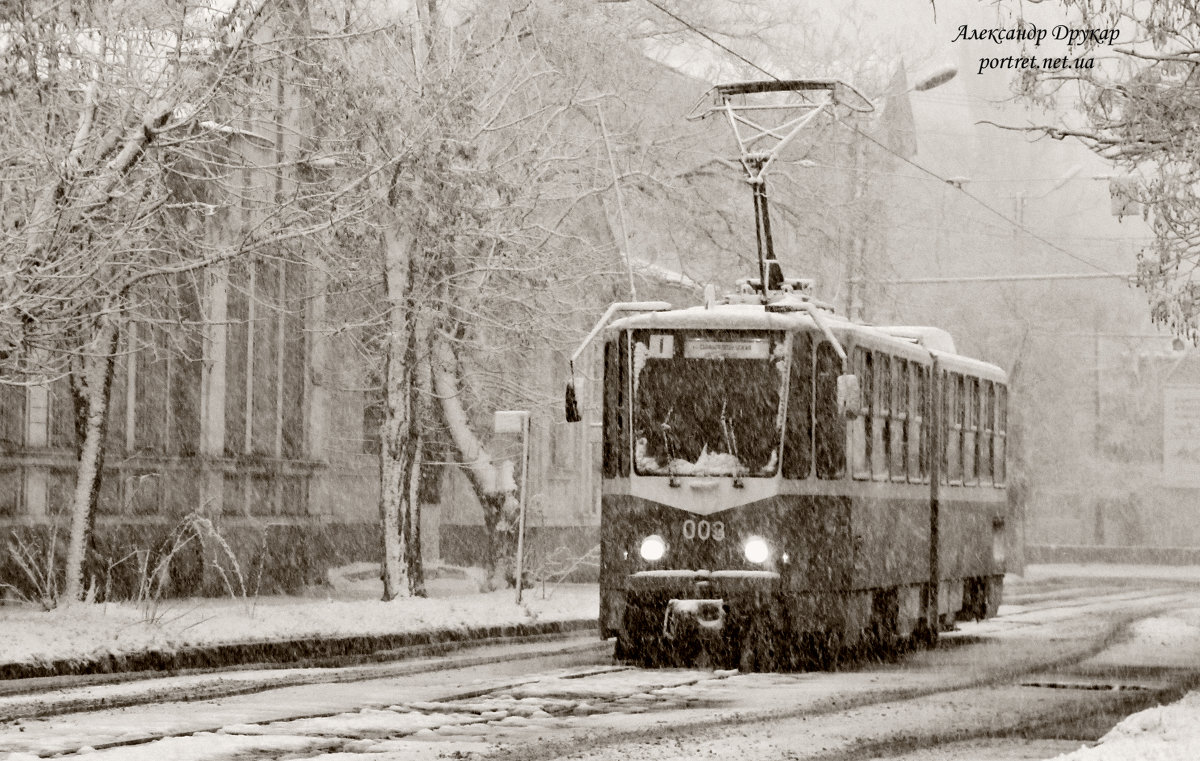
left=684, top=337, right=770, bottom=359
left=1164, top=385, right=1200, bottom=487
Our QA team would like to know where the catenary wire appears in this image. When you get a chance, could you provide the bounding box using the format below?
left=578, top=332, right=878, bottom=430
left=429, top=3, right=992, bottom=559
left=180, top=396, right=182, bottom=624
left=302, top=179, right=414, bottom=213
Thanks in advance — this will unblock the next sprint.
left=638, top=0, right=1131, bottom=280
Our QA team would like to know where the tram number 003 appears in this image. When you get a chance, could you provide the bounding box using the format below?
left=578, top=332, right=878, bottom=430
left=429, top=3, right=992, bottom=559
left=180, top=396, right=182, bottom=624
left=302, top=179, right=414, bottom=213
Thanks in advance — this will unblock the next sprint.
left=681, top=519, right=725, bottom=541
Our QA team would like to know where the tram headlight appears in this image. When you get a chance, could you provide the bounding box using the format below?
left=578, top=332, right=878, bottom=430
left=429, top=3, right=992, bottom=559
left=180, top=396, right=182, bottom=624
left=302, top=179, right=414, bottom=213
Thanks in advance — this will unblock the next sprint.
left=640, top=534, right=667, bottom=562
left=743, top=536, right=770, bottom=564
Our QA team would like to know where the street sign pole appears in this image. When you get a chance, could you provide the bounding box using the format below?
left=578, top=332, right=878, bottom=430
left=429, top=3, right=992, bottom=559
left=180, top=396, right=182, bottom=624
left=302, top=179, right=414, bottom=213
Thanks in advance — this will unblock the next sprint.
left=516, top=413, right=529, bottom=604
left=494, top=410, right=530, bottom=604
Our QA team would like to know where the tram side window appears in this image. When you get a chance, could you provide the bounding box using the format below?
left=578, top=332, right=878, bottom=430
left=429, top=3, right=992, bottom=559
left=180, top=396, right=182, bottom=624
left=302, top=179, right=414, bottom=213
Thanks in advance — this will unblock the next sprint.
left=851, top=348, right=870, bottom=479
left=784, top=333, right=813, bottom=479
left=602, top=336, right=629, bottom=478
left=815, top=341, right=845, bottom=479
left=946, top=373, right=963, bottom=484
left=910, top=363, right=927, bottom=482
left=872, top=353, right=888, bottom=480
left=921, top=364, right=931, bottom=477
left=980, top=381, right=994, bottom=483
left=964, top=376, right=978, bottom=485
left=891, top=358, right=908, bottom=481
left=995, top=385, right=1008, bottom=485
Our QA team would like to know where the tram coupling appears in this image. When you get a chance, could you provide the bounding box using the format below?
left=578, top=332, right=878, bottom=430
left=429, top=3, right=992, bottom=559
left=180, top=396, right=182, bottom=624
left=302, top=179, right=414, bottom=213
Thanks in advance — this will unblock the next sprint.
left=663, top=598, right=727, bottom=647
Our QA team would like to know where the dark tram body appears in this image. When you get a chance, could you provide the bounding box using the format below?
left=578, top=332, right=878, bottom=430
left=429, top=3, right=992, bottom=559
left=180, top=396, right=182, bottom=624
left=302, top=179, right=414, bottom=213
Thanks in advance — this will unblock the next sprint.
left=588, top=295, right=1009, bottom=669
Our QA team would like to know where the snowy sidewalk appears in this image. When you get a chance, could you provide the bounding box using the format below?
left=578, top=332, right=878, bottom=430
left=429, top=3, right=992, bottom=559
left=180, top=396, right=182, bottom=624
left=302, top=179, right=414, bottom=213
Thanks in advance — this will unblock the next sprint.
left=0, top=565, right=599, bottom=679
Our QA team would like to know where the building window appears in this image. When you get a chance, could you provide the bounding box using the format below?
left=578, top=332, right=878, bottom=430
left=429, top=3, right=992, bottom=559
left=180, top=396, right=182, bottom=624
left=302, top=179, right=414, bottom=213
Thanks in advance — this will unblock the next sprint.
left=362, top=378, right=384, bottom=456
left=224, top=256, right=307, bottom=459
left=0, top=383, right=24, bottom=451
left=0, top=467, right=20, bottom=516
left=49, top=380, right=75, bottom=450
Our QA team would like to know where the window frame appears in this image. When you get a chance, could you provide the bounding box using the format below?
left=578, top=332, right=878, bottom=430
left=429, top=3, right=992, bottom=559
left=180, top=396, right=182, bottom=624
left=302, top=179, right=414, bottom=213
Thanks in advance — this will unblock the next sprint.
left=945, top=372, right=963, bottom=485
left=871, top=352, right=889, bottom=481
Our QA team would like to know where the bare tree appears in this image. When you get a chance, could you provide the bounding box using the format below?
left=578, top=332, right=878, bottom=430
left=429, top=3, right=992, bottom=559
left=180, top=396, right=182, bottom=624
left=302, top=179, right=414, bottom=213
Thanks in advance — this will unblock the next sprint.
left=319, top=0, right=796, bottom=594
left=1000, top=0, right=1200, bottom=341
left=0, top=0, right=369, bottom=602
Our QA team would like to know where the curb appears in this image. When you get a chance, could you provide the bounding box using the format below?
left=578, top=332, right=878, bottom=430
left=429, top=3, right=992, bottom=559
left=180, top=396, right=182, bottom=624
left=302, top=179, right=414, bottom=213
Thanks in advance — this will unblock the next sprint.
left=1028, top=545, right=1200, bottom=566
left=0, top=617, right=600, bottom=682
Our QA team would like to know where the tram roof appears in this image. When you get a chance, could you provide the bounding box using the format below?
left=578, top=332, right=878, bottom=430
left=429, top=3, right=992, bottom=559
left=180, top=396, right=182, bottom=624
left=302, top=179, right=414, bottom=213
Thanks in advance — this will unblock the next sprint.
left=607, top=303, right=818, bottom=332
left=604, top=303, right=1007, bottom=380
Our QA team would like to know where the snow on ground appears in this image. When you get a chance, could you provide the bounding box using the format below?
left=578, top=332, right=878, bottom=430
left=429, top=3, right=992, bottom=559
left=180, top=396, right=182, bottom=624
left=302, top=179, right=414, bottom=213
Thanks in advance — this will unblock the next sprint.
left=1051, top=692, right=1200, bottom=761
left=7, top=564, right=1200, bottom=760
left=1022, top=565, right=1200, bottom=760
left=1019, top=563, right=1200, bottom=583
left=0, top=563, right=596, bottom=668
left=3, top=563, right=1197, bottom=672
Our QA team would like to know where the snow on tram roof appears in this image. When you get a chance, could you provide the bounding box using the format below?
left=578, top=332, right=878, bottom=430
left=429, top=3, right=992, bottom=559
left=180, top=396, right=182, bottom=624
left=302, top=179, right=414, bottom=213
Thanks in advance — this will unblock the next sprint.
left=607, top=303, right=817, bottom=331
left=605, top=302, right=1006, bottom=379
left=928, top=349, right=1008, bottom=381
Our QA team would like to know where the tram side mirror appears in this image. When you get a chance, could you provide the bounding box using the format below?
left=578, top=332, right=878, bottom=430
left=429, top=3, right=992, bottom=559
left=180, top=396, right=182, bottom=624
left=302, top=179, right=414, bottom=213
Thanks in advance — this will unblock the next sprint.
left=836, top=374, right=862, bottom=419
left=564, top=379, right=582, bottom=423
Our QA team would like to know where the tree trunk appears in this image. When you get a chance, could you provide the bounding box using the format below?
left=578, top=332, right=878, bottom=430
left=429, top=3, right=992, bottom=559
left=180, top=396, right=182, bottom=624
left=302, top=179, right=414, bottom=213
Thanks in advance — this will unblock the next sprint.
left=378, top=225, right=412, bottom=600
left=431, top=330, right=513, bottom=588
left=478, top=492, right=508, bottom=589
left=405, top=428, right=427, bottom=597
left=62, top=317, right=120, bottom=604
left=405, top=324, right=432, bottom=597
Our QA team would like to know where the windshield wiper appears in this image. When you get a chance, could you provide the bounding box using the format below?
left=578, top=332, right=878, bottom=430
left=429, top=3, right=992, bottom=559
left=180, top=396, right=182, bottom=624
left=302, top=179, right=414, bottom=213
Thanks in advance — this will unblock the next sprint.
left=660, top=408, right=681, bottom=487
left=720, top=400, right=746, bottom=488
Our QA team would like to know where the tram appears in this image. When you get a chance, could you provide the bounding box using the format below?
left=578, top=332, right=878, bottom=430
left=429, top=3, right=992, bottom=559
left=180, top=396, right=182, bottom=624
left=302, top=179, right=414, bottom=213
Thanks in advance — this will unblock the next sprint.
left=564, top=79, right=1009, bottom=670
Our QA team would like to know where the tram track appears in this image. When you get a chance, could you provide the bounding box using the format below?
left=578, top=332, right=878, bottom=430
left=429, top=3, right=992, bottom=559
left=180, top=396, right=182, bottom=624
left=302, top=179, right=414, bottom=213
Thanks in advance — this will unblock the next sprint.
left=2, top=584, right=1194, bottom=760
left=479, top=591, right=1198, bottom=761
left=0, top=632, right=610, bottom=723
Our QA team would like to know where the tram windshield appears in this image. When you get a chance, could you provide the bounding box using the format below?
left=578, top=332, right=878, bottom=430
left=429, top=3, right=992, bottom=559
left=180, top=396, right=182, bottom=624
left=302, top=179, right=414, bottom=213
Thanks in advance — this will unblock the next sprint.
left=632, top=330, right=785, bottom=477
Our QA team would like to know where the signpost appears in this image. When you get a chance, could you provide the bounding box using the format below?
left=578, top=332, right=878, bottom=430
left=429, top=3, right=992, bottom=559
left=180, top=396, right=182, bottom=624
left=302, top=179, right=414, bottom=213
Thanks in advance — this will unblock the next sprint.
left=494, top=410, right=530, bottom=603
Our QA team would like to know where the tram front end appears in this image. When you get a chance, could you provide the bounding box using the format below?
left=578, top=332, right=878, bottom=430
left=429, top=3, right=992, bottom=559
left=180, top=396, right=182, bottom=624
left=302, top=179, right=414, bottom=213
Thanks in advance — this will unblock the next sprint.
left=595, top=320, right=803, bottom=669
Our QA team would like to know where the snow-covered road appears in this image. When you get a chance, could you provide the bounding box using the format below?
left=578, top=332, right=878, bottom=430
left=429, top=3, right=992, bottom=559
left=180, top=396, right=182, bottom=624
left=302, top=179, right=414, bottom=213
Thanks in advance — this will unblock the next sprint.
left=4, top=574, right=1200, bottom=760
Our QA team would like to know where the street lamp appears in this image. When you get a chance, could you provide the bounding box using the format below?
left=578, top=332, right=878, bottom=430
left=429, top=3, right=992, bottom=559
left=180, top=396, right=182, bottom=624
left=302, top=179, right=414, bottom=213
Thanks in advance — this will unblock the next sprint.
left=912, top=64, right=957, bottom=92
left=845, top=63, right=958, bottom=320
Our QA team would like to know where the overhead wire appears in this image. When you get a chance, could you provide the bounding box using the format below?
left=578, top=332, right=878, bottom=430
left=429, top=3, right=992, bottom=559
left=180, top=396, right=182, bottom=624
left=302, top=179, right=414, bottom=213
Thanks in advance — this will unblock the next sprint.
left=843, top=125, right=1126, bottom=277
left=639, top=0, right=780, bottom=81
left=638, top=0, right=1132, bottom=281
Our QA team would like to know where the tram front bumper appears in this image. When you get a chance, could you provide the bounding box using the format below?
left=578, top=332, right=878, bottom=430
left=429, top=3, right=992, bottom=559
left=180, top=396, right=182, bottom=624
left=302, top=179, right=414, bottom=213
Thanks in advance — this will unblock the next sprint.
left=626, top=569, right=781, bottom=596
left=627, top=569, right=781, bottom=626
left=628, top=566, right=777, bottom=590
left=611, top=570, right=781, bottom=651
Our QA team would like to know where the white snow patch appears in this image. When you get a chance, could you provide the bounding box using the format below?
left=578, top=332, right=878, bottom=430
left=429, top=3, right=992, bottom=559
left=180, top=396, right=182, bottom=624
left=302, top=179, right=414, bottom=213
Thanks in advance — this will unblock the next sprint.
left=0, top=579, right=596, bottom=668
left=1127, top=616, right=1200, bottom=649
left=221, top=708, right=486, bottom=737
left=1052, top=692, right=1200, bottom=761
left=74, top=731, right=326, bottom=760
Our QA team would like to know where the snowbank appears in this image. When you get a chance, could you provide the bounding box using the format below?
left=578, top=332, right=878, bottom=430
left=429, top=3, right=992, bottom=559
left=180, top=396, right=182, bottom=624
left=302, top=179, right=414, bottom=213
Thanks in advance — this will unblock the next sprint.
left=0, top=565, right=596, bottom=669
left=1054, top=692, right=1200, bottom=761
